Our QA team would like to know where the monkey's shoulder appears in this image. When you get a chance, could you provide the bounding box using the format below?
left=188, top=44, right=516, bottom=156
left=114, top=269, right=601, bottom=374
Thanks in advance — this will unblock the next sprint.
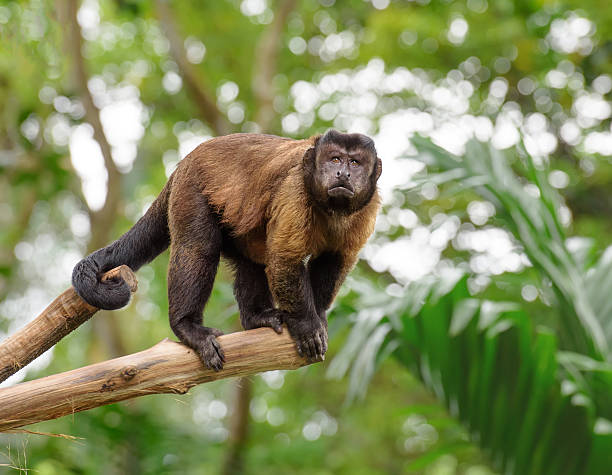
left=175, top=134, right=315, bottom=237
left=188, top=133, right=313, bottom=165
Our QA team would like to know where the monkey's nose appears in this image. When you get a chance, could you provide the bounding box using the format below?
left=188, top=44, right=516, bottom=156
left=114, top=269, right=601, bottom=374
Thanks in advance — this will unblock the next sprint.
left=337, top=168, right=350, bottom=179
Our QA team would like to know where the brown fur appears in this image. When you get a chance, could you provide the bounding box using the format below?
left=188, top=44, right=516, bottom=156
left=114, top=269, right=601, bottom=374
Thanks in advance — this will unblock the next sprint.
left=72, top=131, right=382, bottom=369
left=176, top=133, right=379, bottom=266
left=185, top=134, right=313, bottom=236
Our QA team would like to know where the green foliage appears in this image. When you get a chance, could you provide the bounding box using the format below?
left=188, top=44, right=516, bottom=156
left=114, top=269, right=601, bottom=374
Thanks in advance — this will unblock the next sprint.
left=415, top=136, right=609, bottom=359
left=2, top=0, right=612, bottom=472
left=331, top=138, right=612, bottom=473
left=333, top=272, right=612, bottom=474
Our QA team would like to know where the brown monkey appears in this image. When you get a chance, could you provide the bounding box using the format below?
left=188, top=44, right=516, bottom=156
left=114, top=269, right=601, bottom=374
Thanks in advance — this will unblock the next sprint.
left=72, top=130, right=382, bottom=370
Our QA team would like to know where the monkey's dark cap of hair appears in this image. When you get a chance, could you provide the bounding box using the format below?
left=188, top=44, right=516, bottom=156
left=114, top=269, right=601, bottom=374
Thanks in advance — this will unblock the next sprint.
left=319, top=129, right=377, bottom=156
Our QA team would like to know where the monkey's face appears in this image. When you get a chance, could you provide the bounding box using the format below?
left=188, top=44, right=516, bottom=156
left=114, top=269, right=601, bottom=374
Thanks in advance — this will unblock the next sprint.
left=305, top=131, right=382, bottom=215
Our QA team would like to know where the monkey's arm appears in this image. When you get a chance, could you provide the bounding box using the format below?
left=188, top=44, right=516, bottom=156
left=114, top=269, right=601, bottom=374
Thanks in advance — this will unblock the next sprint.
left=265, top=256, right=315, bottom=317
left=308, top=251, right=359, bottom=318
left=264, top=200, right=327, bottom=360
left=265, top=254, right=327, bottom=360
left=264, top=188, right=316, bottom=319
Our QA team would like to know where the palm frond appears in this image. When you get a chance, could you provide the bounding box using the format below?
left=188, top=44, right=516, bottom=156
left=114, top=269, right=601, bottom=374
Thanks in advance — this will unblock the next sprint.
left=413, top=135, right=608, bottom=359
left=333, top=275, right=612, bottom=474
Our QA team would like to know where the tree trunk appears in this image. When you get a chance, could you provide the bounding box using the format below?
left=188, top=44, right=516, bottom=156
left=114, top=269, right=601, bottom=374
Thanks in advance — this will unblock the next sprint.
left=222, top=377, right=253, bottom=475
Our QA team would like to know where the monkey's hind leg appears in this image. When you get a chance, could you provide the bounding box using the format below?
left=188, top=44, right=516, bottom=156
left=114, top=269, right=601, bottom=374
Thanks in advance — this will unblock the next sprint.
left=167, top=196, right=225, bottom=371
left=233, top=258, right=283, bottom=334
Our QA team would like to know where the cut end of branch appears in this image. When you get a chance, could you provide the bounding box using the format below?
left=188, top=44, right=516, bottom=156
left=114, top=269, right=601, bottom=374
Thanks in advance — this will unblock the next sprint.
left=100, top=265, right=138, bottom=292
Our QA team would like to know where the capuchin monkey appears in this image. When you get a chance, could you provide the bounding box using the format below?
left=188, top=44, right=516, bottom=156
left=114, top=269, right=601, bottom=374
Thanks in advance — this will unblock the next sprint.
left=72, top=130, right=382, bottom=370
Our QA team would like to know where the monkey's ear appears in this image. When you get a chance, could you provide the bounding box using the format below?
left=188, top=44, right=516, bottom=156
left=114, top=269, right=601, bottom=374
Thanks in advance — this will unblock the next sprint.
left=375, top=157, right=382, bottom=181
left=303, top=147, right=316, bottom=166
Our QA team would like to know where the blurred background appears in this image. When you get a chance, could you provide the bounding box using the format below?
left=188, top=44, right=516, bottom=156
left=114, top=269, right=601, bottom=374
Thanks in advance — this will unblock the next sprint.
left=1, top=0, right=611, bottom=473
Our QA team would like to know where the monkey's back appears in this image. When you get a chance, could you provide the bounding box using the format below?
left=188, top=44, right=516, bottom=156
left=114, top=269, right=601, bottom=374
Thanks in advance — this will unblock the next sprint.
left=177, top=133, right=316, bottom=236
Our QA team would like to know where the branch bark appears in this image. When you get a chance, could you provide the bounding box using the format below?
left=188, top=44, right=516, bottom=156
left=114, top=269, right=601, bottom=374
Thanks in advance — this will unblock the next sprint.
left=253, top=0, right=299, bottom=132
left=0, top=266, right=137, bottom=383
left=0, top=327, right=313, bottom=431
left=155, top=0, right=231, bottom=136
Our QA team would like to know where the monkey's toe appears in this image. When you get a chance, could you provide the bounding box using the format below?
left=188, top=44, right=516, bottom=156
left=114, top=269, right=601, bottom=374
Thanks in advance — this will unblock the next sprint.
left=285, top=315, right=328, bottom=361
left=244, top=309, right=285, bottom=334
left=314, top=331, right=327, bottom=360
left=198, top=333, right=225, bottom=371
left=297, top=328, right=328, bottom=361
left=258, top=312, right=283, bottom=334
left=210, top=327, right=225, bottom=338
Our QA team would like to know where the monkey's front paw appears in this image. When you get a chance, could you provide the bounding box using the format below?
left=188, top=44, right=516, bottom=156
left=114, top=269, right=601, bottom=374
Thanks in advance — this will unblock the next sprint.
left=286, top=318, right=328, bottom=361
left=195, top=330, right=225, bottom=372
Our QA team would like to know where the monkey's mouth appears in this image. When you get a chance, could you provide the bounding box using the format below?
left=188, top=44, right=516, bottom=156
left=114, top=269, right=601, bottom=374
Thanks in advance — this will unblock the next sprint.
left=328, top=184, right=355, bottom=198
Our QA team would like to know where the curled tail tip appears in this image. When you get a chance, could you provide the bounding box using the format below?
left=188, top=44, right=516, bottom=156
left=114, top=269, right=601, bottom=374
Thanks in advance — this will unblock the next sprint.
left=72, top=258, right=131, bottom=310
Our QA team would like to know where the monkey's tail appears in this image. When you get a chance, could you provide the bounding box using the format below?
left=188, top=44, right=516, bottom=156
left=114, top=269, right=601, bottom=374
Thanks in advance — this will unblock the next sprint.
left=72, top=174, right=174, bottom=310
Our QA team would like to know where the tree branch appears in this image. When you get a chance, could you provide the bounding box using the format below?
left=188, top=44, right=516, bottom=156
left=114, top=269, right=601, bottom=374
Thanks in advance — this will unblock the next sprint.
left=155, top=0, right=231, bottom=136
left=0, top=327, right=314, bottom=431
left=253, top=0, right=299, bottom=132
left=0, top=266, right=137, bottom=383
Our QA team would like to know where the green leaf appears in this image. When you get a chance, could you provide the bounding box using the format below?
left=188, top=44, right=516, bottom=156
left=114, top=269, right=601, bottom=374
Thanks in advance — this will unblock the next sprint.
left=339, top=275, right=609, bottom=473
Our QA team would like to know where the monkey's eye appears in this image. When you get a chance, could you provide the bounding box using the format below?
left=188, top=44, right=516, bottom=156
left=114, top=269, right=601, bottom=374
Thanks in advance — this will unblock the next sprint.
left=350, top=159, right=360, bottom=167
left=331, top=156, right=341, bottom=164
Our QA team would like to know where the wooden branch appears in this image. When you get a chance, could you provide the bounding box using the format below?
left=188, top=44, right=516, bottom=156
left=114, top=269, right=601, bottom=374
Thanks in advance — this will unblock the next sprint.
left=0, top=266, right=137, bottom=383
left=155, top=0, right=231, bottom=136
left=0, top=327, right=313, bottom=431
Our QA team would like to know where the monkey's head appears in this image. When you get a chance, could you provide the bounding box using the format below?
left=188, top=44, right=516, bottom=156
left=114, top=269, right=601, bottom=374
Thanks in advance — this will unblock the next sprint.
left=304, top=129, right=382, bottom=215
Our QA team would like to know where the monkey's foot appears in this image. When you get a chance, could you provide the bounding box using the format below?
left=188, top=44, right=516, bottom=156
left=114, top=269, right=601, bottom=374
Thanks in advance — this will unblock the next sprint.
left=285, top=317, right=328, bottom=361
left=242, top=309, right=284, bottom=334
left=193, top=327, right=225, bottom=371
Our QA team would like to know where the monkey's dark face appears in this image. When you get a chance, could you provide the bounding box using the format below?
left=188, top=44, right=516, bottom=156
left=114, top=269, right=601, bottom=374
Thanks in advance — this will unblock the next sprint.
left=304, top=130, right=382, bottom=215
